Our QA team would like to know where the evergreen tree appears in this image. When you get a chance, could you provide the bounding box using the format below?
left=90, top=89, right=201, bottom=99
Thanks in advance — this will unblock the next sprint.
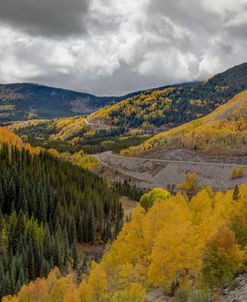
left=233, top=185, right=240, bottom=200
left=88, top=206, right=96, bottom=242
left=0, top=144, right=123, bottom=299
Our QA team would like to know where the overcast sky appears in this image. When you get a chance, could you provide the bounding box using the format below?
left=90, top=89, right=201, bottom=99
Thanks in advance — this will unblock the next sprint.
left=0, top=0, right=246, bottom=96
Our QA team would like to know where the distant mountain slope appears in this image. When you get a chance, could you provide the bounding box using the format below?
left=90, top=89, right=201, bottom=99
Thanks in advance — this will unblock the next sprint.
left=89, top=62, right=247, bottom=129
left=1, top=63, right=246, bottom=122
left=121, top=90, right=247, bottom=156
left=0, top=83, right=121, bottom=121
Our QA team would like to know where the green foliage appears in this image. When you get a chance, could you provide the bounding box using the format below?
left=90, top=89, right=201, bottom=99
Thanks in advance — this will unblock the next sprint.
left=175, top=287, right=209, bottom=302
left=202, top=225, right=244, bottom=288
left=0, top=144, right=123, bottom=299
left=140, top=188, right=170, bottom=211
left=190, top=290, right=209, bottom=302
left=175, top=286, right=191, bottom=302
left=114, top=179, right=144, bottom=201
left=0, top=83, right=118, bottom=121
left=4, top=182, right=247, bottom=301
left=122, top=89, right=247, bottom=157
left=13, top=122, right=150, bottom=155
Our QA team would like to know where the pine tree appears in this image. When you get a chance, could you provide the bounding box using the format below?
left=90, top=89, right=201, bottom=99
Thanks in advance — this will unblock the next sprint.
left=0, top=144, right=123, bottom=297
left=88, top=205, right=96, bottom=242
left=71, top=240, right=78, bottom=270
left=233, top=185, right=240, bottom=200
left=0, top=182, right=4, bottom=211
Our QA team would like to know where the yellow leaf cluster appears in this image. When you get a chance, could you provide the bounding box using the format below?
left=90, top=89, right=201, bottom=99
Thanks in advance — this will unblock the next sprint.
left=4, top=183, right=247, bottom=301
left=230, top=166, right=245, bottom=179
left=122, top=90, right=247, bottom=156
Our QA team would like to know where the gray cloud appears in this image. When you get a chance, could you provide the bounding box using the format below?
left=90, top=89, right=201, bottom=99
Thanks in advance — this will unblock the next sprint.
left=0, top=0, right=90, bottom=37
left=0, top=0, right=246, bottom=95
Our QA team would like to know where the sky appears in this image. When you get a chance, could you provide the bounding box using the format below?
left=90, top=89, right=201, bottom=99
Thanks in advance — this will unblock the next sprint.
left=0, top=0, right=246, bottom=96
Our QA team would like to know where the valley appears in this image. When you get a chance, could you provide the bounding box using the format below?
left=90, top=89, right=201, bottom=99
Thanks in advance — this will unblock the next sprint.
left=1, top=0, right=247, bottom=300
left=1, top=62, right=247, bottom=302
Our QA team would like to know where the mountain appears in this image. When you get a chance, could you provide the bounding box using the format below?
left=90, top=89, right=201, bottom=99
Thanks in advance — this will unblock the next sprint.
left=121, top=89, right=247, bottom=156
left=0, top=83, right=123, bottom=121
left=88, top=62, right=247, bottom=130
left=2, top=63, right=246, bottom=123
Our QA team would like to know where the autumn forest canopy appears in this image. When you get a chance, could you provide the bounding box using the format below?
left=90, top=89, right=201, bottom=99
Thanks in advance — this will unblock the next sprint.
left=3, top=183, right=247, bottom=301
left=0, top=61, right=247, bottom=301
left=0, top=0, right=247, bottom=298
left=0, top=142, right=123, bottom=299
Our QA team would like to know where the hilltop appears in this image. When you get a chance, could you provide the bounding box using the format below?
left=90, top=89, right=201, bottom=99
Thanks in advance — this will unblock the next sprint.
left=0, top=83, right=122, bottom=121
left=121, top=89, right=247, bottom=157
left=6, top=62, right=247, bottom=160
left=89, top=62, right=247, bottom=130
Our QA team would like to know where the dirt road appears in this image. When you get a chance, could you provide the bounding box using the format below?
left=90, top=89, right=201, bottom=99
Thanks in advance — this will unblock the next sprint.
left=85, top=118, right=114, bottom=130
left=95, top=151, right=247, bottom=191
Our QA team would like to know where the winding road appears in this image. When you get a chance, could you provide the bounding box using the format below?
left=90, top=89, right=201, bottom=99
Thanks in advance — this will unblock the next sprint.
left=94, top=151, right=247, bottom=190
left=97, top=151, right=247, bottom=168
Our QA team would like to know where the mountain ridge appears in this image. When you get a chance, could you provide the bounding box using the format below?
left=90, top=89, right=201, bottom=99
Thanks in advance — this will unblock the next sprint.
left=1, top=62, right=246, bottom=122
left=121, top=89, right=247, bottom=157
left=88, top=62, right=247, bottom=130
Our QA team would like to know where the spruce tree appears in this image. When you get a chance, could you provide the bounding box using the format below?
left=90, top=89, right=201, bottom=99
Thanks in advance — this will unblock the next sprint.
left=88, top=205, right=96, bottom=242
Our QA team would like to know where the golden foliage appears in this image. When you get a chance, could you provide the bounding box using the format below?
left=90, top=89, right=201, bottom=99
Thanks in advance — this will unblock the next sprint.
left=51, top=116, right=87, bottom=141
left=177, top=172, right=197, bottom=192
left=4, top=182, right=247, bottom=301
left=202, top=225, right=245, bottom=287
left=0, top=126, right=41, bottom=155
left=61, top=150, right=99, bottom=170
left=88, top=88, right=175, bottom=125
left=121, top=90, right=247, bottom=156
left=0, top=126, right=97, bottom=170
left=230, top=166, right=245, bottom=179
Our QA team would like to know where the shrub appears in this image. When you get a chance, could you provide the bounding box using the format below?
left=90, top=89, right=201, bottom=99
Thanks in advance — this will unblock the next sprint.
left=202, top=225, right=245, bottom=288
left=177, top=172, right=197, bottom=192
left=140, top=188, right=170, bottom=211
left=175, top=287, right=209, bottom=302
left=190, top=290, right=209, bottom=302
left=230, top=166, right=245, bottom=179
left=175, top=286, right=191, bottom=302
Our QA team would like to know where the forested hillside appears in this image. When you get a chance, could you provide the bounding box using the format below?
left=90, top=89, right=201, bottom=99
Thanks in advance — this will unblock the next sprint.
left=8, top=117, right=89, bottom=153
left=0, top=83, right=120, bottom=121
left=89, top=63, right=247, bottom=130
left=4, top=63, right=247, bottom=157
left=0, top=126, right=41, bottom=155
left=8, top=117, right=150, bottom=155
left=121, top=89, right=247, bottom=156
left=0, top=145, right=123, bottom=299
left=3, top=183, right=247, bottom=301
left=0, top=125, right=99, bottom=170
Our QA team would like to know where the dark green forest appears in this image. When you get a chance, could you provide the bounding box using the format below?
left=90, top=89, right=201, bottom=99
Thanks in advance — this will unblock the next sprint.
left=0, top=145, right=123, bottom=298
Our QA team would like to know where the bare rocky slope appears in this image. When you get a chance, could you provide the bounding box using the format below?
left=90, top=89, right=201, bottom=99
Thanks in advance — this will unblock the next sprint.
left=95, top=151, right=247, bottom=191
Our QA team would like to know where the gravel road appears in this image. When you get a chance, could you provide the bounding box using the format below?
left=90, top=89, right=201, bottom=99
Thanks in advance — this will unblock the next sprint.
left=95, top=151, right=247, bottom=191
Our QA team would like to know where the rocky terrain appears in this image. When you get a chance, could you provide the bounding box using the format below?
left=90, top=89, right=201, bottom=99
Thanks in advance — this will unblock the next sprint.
left=221, top=274, right=247, bottom=302
left=95, top=151, right=247, bottom=191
